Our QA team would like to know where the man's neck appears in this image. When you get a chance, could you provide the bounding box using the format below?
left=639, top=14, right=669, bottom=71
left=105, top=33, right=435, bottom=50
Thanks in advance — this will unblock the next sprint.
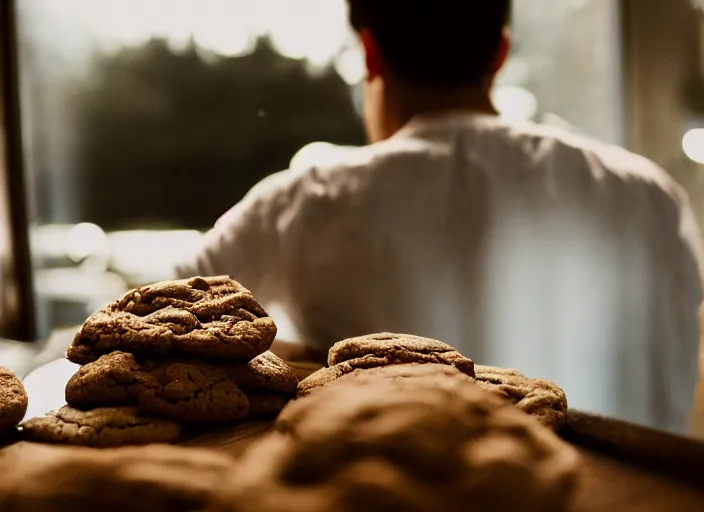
left=386, top=82, right=497, bottom=135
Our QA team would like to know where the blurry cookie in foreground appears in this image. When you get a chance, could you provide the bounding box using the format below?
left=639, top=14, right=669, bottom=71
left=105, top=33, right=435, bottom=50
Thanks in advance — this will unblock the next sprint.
left=0, top=442, right=232, bottom=512
left=473, top=365, right=568, bottom=431
left=209, top=368, right=578, bottom=512
left=0, top=366, right=28, bottom=436
left=66, top=276, right=277, bottom=364
left=19, top=406, right=181, bottom=447
left=298, top=359, right=567, bottom=431
left=328, top=333, right=475, bottom=376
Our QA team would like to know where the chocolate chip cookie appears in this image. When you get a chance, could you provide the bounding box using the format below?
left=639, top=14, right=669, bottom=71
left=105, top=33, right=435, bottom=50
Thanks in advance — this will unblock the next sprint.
left=65, top=351, right=250, bottom=423
left=213, top=367, right=577, bottom=512
left=473, top=365, right=568, bottom=430
left=0, top=366, right=28, bottom=436
left=327, top=333, right=475, bottom=377
left=0, top=442, right=233, bottom=512
left=19, top=406, right=181, bottom=447
left=66, top=276, right=277, bottom=364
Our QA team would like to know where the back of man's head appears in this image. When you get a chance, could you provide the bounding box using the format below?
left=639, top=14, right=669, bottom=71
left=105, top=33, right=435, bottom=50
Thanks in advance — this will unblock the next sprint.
left=346, top=1, right=512, bottom=88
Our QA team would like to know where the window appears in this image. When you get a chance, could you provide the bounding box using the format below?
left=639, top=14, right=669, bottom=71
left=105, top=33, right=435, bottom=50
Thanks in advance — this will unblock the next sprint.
left=14, top=0, right=621, bottom=337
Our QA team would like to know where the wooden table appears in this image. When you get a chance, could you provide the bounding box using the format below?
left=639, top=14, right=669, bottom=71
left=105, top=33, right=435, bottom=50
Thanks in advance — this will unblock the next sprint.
left=8, top=355, right=704, bottom=511
left=180, top=360, right=704, bottom=512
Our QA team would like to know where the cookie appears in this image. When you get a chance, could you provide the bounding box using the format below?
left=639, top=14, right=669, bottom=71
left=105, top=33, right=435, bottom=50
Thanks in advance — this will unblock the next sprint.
left=214, top=368, right=577, bottom=512
left=226, top=351, right=299, bottom=396
left=297, top=362, right=471, bottom=397
left=297, top=365, right=348, bottom=397
left=66, top=276, right=277, bottom=364
left=19, top=406, right=181, bottom=447
left=283, top=364, right=480, bottom=433
left=65, top=352, right=250, bottom=423
left=247, top=394, right=291, bottom=418
left=0, top=367, right=28, bottom=435
left=327, top=333, right=475, bottom=377
left=473, top=365, right=568, bottom=430
left=0, top=442, right=233, bottom=512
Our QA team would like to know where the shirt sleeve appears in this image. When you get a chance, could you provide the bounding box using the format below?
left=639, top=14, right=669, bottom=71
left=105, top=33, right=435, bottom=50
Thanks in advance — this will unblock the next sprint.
left=174, top=169, right=301, bottom=306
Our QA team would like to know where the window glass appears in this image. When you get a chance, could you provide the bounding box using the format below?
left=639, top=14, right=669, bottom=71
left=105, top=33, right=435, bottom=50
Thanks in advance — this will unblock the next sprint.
left=15, top=0, right=620, bottom=336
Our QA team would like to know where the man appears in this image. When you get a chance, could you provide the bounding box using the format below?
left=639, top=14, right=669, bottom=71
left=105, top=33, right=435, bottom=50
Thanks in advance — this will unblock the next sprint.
left=176, top=1, right=704, bottom=435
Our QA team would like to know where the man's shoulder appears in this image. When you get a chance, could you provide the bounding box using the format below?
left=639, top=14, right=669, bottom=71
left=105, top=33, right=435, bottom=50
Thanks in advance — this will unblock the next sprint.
left=285, top=122, right=685, bottom=199
left=243, top=140, right=434, bottom=202
left=243, top=124, right=688, bottom=213
left=288, top=139, right=432, bottom=175
left=506, top=120, right=683, bottom=199
left=507, top=122, right=702, bottom=261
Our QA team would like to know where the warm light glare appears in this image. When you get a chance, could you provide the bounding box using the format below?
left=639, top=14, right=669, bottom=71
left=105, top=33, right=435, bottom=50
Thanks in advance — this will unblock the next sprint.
left=335, top=46, right=365, bottom=85
left=492, top=85, right=539, bottom=122
left=683, top=129, right=704, bottom=164
left=267, top=0, right=348, bottom=66
left=192, top=0, right=257, bottom=57
left=66, top=222, right=109, bottom=262
left=108, top=230, right=204, bottom=283
left=35, top=0, right=353, bottom=67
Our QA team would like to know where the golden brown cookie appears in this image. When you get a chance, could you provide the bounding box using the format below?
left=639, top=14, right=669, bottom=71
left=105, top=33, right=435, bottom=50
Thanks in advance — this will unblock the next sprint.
left=19, top=406, right=181, bottom=447
left=0, top=442, right=233, bottom=512
left=226, top=351, right=299, bottom=396
left=327, top=333, right=475, bottom=377
left=297, top=362, right=472, bottom=397
left=212, top=368, right=578, bottom=512
left=66, top=276, right=277, bottom=364
left=0, top=367, right=28, bottom=436
left=296, top=364, right=348, bottom=397
left=65, top=352, right=250, bottom=424
left=298, top=361, right=566, bottom=431
left=473, top=365, right=568, bottom=431
left=247, top=394, right=291, bottom=418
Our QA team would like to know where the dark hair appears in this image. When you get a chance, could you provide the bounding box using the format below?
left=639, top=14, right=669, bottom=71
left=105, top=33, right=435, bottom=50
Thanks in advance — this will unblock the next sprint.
left=347, top=1, right=511, bottom=88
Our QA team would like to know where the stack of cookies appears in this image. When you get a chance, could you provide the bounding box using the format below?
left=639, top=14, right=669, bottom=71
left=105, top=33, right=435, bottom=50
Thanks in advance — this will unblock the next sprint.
left=20, top=276, right=299, bottom=447
left=298, top=333, right=568, bottom=430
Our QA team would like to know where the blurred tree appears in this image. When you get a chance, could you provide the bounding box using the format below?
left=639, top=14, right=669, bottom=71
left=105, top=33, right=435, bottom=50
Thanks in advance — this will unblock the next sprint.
left=70, top=38, right=365, bottom=230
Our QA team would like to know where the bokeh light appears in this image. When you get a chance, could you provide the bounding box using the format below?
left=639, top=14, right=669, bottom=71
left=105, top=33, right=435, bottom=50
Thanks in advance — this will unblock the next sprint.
left=683, top=128, right=704, bottom=164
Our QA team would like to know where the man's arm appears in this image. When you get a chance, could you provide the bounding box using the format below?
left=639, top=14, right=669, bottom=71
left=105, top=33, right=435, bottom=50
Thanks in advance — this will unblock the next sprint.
left=691, top=305, right=704, bottom=438
left=174, top=169, right=301, bottom=306
left=672, top=192, right=704, bottom=438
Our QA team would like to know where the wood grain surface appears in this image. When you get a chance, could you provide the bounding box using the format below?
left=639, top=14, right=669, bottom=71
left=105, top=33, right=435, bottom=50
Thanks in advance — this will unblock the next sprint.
left=4, top=350, right=704, bottom=511
left=176, top=357, right=704, bottom=512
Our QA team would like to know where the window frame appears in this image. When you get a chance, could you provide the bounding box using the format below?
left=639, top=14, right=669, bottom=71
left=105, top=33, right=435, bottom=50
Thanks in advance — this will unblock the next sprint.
left=0, top=0, right=36, bottom=341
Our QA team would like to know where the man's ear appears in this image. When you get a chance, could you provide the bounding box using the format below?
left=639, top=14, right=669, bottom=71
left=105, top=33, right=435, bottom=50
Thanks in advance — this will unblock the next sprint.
left=490, top=28, right=511, bottom=75
left=360, top=29, right=384, bottom=81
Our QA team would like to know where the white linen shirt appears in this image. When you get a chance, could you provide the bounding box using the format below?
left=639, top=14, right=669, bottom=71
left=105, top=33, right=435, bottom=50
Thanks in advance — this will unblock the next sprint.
left=176, top=112, right=704, bottom=435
